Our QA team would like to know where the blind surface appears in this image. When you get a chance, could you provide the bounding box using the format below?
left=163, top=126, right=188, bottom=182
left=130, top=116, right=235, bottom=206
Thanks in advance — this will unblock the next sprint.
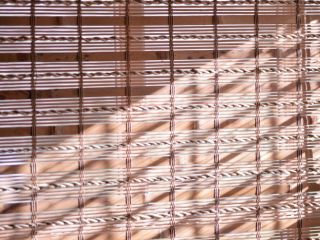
left=0, top=0, right=320, bottom=239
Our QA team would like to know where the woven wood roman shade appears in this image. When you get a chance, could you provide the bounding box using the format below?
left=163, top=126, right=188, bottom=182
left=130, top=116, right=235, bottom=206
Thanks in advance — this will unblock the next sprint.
left=1, top=0, right=320, bottom=239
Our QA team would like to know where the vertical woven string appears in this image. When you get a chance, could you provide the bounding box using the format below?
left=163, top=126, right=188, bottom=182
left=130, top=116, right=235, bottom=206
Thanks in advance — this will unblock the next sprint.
left=76, top=0, right=85, bottom=239
left=125, top=0, right=132, bottom=239
left=168, top=0, right=176, bottom=238
left=254, top=1, right=261, bottom=239
left=295, top=0, right=304, bottom=239
left=213, top=0, right=220, bottom=239
left=30, top=0, right=38, bottom=238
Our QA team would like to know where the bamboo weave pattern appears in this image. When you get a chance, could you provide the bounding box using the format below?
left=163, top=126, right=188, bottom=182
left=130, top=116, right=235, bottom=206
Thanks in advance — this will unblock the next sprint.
left=0, top=0, right=320, bottom=239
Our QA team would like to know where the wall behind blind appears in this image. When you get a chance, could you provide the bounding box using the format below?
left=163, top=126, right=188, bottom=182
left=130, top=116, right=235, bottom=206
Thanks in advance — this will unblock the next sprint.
left=0, top=0, right=320, bottom=239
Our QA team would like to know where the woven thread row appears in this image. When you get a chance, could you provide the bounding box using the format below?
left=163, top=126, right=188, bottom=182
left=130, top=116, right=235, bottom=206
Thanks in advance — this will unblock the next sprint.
left=0, top=166, right=318, bottom=193
left=1, top=201, right=320, bottom=231
left=1, top=99, right=319, bottom=116
left=2, top=67, right=320, bottom=80
left=1, top=33, right=320, bottom=43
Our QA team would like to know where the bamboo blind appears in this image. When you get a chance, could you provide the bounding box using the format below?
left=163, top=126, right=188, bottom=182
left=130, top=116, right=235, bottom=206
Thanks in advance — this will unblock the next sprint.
left=0, top=0, right=320, bottom=239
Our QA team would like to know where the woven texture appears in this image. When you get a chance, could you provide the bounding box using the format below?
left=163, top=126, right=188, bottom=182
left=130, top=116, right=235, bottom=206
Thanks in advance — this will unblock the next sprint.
left=0, top=0, right=320, bottom=239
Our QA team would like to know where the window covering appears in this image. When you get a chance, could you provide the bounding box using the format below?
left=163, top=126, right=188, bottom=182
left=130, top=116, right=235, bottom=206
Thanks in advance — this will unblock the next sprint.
left=0, top=0, right=320, bottom=239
